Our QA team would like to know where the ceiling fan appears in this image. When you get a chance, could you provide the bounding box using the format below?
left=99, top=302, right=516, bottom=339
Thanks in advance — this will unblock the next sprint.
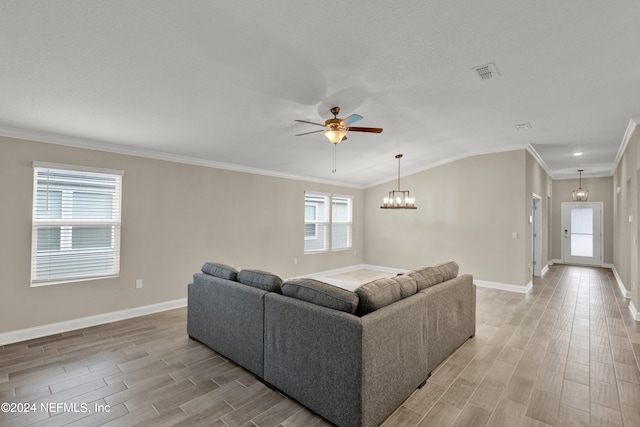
left=294, top=106, right=383, bottom=144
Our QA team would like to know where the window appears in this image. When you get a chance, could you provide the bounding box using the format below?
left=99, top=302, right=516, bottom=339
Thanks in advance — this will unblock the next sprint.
left=304, top=193, right=329, bottom=252
left=31, top=162, right=123, bottom=286
left=304, top=192, right=352, bottom=253
left=570, top=207, right=594, bottom=257
left=331, top=196, right=352, bottom=250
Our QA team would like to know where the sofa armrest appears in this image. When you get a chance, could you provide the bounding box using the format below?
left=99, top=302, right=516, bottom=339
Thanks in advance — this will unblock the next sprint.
left=359, top=293, right=429, bottom=426
left=263, top=292, right=428, bottom=427
left=187, top=274, right=267, bottom=377
left=420, top=274, right=476, bottom=374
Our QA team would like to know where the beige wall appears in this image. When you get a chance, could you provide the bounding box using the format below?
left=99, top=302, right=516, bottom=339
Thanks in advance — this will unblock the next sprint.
left=363, top=150, right=533, bottom=287
left=0, top=136, right=364, bottom=333
left=613, top=126, right=639, bottom=310
left=525, top=151, right=553, bottom=284
left=550, top=176, right=614, bottom=264
left=3, top=133, right=633, bottom=335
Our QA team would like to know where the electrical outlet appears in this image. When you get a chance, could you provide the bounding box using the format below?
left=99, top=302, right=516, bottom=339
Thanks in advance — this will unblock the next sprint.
left=136, top=279, right=143, bottom=289
left=293, top=258, right=297, bottom=265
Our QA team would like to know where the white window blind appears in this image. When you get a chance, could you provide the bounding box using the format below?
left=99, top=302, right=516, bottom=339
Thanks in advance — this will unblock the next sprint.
left=331, top=195, right=353, bottom=250
left=304, top=193, right=330, bottom=252
left=304, top=192, right=352, bottom=253
left=31, top=162, right=123, bottom=286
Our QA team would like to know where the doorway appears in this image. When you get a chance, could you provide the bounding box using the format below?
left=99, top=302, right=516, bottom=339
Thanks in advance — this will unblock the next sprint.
left=561, top=202, right=603, bottom=266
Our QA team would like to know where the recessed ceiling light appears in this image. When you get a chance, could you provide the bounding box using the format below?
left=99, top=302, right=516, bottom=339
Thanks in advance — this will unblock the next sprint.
left=573, top=152, right=583, bottom=156
left=515, top=123, right=532, bottom=130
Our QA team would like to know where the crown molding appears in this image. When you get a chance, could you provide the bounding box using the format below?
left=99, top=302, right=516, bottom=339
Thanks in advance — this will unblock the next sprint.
left=551, top=170, right=615, bottom=180
left=526, top=144, right=555, bottom=178
left=4, top=118, right=631, bottom=190
left=614, top=117, right=640, bottom=170
left=366, top=143, right=530, bottom=188
left=0, top=125, right=365, bottom=189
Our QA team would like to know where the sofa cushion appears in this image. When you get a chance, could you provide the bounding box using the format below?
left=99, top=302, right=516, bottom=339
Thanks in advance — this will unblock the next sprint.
left=356, top=275, right=417, bottom=315
left=407, top=267, right=443, bottom=291
left=238, top=269, right=283, bottom=293
left=282, top=278, right=359, bottom=314
left=201, top=262, right=238, bottom=281
left=437, top=261, right=459, bottom=281
left=408, top=261, right=460, bottom=291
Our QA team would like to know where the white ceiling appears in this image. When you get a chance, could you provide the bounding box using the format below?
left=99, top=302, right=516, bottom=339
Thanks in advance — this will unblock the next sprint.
left=1, top=1, right=639, bottom=188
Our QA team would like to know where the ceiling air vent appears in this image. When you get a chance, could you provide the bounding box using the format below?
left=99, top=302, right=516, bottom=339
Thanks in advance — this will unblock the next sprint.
left=515, top=123, right=532, bottom=131
left=472, top=62, right=499, bottom=80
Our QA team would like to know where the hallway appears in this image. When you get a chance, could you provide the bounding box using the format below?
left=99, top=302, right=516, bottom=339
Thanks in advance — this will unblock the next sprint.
left=383, top=264, right=640, bottom=426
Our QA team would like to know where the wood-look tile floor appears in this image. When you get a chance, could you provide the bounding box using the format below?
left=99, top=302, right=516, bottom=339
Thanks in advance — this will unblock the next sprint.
left=1, top=265, right=639, bottom=426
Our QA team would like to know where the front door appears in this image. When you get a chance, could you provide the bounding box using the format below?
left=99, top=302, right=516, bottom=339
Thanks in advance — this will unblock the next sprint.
left=561, top=202, right=603, bottom=266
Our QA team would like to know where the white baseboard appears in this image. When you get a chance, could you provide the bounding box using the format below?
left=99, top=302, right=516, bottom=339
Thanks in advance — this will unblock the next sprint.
left=540, top=264, right=549, bottom=276
left=0, top=298, right=187, bottom=346
left=361, top=264, right=408, bottom=274
left=474, top=280, right=532, bottom=294
left=611, top=266, right=632, bottom=299
left=630, top=301, right=640, bottom=321
left=304, top=264, right=533, bottom=294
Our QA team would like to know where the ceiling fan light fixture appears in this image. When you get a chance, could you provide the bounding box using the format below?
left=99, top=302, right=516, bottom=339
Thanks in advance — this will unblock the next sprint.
left=295, top=106, right=382, bottom=147
left=324, top=129, right=347, bottom=144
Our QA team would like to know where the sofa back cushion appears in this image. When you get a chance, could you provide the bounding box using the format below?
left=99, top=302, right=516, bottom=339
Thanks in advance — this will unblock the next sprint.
left=201, top=262, right=238, bottom=281
left=356, top=275, right=417, bottom=316
left=407, top=267, right=443, bottom=291
left=282, top=278, right=359, bottom=314
left=437, top=261, right=459, bottom=281
left=408, top=261, right=459, bottom=291
left=238, top=269, right=283, bottom=293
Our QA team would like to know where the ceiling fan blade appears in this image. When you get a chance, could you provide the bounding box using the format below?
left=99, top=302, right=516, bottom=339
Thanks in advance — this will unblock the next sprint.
left=294, top=119, right=325, bottom=127
left=295, top=129, right=325, bottom=136
left=344, top=114, right=363, bottom=125
left=346, top=126, right=383, bottom=133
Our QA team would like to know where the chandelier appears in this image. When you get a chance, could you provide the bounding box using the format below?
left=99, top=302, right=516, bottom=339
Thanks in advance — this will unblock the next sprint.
left=381, top=154, right=417, bottom=209
left=572, top=169, right=589, bottom=201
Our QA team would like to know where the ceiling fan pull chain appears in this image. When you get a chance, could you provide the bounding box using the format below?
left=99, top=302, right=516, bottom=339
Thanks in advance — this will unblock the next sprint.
left=332, top=144, right=337, bottom=173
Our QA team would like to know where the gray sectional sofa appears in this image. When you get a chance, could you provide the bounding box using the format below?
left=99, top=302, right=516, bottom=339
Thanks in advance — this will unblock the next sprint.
left=187, top=261, right=475, bottom=427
